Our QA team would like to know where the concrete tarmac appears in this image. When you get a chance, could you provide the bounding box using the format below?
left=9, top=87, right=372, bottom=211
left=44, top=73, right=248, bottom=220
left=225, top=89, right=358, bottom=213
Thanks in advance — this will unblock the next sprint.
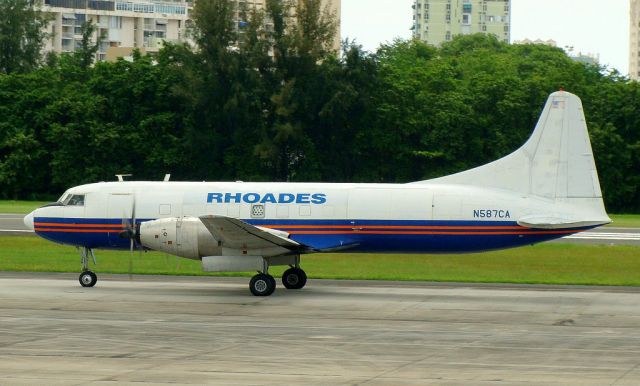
left=0, top=214, right=33, bottom=236
left=1, top=273, right=639, bottom=385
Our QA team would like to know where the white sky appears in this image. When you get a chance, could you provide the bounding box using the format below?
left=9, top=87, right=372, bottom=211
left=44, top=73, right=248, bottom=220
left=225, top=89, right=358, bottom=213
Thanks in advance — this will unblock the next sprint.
left=341, top=0, right=630, bottom=75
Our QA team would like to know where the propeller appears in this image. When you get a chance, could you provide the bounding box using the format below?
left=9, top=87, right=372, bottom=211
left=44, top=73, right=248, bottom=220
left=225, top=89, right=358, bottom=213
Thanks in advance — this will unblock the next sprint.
left=119, top=197, right=141, bottom=279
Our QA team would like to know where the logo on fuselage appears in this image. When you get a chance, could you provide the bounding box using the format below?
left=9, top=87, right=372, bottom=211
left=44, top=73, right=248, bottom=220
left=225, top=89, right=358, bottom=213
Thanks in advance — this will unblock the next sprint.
left=207, top=192, right=327, bottom=205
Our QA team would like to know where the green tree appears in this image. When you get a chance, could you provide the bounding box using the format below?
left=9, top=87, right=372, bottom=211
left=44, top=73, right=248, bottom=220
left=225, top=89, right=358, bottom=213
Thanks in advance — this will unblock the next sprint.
left=0, top=0, right=51, bottom=74
left=76, top=20, right=102, bottom=69
left=255, top=0, right=339, bottom=180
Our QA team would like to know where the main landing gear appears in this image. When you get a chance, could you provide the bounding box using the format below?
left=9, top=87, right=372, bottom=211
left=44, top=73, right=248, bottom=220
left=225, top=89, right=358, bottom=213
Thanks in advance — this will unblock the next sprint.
left=248, top=257, right=307, bottom=296
left=78, top=247, right=97, bottom=288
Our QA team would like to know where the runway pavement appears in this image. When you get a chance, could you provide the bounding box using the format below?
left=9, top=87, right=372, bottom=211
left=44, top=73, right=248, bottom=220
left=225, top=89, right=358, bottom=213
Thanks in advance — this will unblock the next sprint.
left=0, top=273, right=639, bottom=385
left=0, top=213, right=33, bottom=236
left=554, top=227, right=640, bottom=246
left=2, top=213, right=639, bottom=245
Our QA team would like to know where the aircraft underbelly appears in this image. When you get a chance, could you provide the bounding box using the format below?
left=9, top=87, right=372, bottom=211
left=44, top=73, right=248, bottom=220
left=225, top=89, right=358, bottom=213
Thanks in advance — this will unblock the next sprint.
left=289, top=228, right=575, bottom=253
left=249, top=219, right=588, bottom=254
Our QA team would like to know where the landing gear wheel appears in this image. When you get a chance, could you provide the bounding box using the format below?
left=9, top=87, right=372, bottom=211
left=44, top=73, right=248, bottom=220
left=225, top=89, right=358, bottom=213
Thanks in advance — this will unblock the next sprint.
left=250, top=273, right=276, bottom=296
left=79, top=271, right=97, bottom=287
left=282, top=267, right=307, bottom=290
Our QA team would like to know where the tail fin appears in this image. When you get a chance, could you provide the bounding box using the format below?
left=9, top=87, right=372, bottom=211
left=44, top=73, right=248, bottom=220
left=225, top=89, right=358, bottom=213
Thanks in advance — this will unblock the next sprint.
left=414, top=91, right=610, bottom=226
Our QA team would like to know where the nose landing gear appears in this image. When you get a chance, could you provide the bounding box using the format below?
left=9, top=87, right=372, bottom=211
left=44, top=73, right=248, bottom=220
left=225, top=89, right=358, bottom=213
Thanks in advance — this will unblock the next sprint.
left=78, top=247, right=97, bottom=288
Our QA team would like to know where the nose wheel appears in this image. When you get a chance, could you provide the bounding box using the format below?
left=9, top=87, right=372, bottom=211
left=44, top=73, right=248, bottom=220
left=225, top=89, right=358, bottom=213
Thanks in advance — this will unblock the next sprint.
left=79, top=271, right=97, bottom=287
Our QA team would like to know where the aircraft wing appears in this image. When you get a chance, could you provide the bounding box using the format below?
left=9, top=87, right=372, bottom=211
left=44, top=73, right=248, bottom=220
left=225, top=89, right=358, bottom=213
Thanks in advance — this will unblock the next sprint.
left=199, top=215, right=306, bottom=252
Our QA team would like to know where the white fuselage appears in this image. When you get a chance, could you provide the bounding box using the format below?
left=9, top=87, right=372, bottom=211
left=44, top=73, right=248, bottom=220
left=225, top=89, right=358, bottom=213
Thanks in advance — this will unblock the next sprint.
left=26, top=181, right=593, bottom=256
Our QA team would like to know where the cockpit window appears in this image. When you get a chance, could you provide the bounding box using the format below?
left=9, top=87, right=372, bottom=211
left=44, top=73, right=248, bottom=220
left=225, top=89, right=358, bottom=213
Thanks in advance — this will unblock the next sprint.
left=63, top=194, right=85, bottom=206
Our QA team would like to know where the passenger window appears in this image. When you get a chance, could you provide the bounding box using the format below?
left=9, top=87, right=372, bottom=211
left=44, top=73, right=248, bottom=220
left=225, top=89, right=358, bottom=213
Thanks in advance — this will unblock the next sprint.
left=66, top=195, right=85, bottom=206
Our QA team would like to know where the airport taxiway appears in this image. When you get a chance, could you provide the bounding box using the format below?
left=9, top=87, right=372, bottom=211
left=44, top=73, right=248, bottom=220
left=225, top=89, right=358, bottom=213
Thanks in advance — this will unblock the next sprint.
left=0, top=273, right=639, bottom=385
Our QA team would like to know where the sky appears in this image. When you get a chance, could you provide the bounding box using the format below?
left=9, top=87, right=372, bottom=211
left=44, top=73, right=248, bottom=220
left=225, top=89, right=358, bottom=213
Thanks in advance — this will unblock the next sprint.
left=341, top=0, right=630, bottom=75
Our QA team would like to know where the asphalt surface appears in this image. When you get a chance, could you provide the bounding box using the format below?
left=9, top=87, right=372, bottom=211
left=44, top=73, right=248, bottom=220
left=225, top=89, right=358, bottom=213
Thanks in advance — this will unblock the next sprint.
left=0, top=273, right=639, bottom=385
left=2, top=213, right=639, bottom=245
left=0, top=213, right=33, bottom=236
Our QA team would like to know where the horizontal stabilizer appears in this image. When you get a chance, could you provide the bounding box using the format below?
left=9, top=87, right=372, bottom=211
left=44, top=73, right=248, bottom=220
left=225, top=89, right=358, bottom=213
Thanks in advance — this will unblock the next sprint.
left=517, top=215, right=610, bottom=230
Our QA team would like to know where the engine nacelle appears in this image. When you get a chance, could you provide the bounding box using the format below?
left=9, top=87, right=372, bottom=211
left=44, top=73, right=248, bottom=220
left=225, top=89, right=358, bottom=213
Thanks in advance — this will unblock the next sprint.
left=139, top=217, right=220, bottom=259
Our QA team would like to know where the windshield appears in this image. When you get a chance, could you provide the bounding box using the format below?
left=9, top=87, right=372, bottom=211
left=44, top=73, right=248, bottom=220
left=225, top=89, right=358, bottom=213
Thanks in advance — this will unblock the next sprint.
left=62, top=194, right=85, bottom=206
left=58, top=192, right=69, bottom=203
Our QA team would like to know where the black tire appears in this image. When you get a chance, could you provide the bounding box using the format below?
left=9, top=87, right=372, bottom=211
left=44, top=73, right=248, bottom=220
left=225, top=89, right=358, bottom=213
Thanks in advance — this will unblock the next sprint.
left=250, top=273, right=276, bottom=296
left=79, top=271, right=97, bottom=287
left=282, top=267, right=307, bottom=290
left=266, top=275, right=276, bottom=296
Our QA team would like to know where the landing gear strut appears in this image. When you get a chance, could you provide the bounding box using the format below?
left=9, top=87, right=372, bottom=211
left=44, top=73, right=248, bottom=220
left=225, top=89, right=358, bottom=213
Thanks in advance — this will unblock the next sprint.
left=78, top=247, right=97, bottom=288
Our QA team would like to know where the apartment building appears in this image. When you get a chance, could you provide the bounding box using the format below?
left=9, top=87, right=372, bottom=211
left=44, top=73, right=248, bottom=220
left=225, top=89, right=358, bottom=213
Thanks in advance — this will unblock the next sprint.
left=631, top=0, right=640, bottom=80
left=412, top=0, right=511, bottom=46
left=40, top=0, right=340, bottom=62
left=42, top=0, right=190, bottom=61
left=231, top=0, right=341, bottom=52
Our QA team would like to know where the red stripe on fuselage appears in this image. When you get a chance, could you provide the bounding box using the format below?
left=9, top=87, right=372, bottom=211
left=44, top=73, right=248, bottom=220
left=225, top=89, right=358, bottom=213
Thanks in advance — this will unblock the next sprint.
left=35, top=228, right=123, bottom=233
left=34, top=222, right=123, bottom=228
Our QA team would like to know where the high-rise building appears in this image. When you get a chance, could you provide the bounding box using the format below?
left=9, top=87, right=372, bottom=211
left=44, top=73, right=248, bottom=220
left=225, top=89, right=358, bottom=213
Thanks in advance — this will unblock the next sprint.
left=233, top=0, right=341, bottom=52
left=412, top=0, right=511, bottom=46
left=40, top=0, right=340, bottom=62
left=41, top=0, right=191, bottom=61
left=631, top=0, right=640, bottom=80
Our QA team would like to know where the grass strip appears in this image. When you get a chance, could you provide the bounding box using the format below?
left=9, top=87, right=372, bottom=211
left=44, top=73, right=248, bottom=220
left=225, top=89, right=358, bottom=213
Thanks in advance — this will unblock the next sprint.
left=1, top=236, right=638, bottom=286
left=608, top=214, right=640, bottom=228
left=0, top=201, right=48, bottom=214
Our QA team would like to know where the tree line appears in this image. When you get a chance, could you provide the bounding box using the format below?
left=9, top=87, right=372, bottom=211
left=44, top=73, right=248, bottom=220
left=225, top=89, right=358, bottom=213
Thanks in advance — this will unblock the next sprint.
left=0, top=0, right=638, bottom=212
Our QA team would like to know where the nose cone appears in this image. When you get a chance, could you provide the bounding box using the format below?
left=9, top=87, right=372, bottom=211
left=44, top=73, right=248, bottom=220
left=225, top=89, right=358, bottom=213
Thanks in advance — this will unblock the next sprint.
left=23, top=211, right=35, bottom=231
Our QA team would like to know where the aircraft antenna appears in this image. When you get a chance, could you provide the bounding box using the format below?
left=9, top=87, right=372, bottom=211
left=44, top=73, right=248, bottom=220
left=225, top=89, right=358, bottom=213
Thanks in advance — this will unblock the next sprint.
left=116, top=174, right=132, bottom=182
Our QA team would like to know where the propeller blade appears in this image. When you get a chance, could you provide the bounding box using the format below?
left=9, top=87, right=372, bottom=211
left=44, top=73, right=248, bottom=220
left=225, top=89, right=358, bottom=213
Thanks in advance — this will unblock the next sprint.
left=129, top=196, right=136, bottom=279
left=129, top=238, right=133, bottom=280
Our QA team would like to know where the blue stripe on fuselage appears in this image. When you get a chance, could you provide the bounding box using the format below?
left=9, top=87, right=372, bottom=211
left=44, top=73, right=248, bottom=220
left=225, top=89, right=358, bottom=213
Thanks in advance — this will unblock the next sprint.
left=35, top=217, right=588, bottom=253
left=34, top=217, right=147, bottom=250
left=33, top=217, right=591, bottom=253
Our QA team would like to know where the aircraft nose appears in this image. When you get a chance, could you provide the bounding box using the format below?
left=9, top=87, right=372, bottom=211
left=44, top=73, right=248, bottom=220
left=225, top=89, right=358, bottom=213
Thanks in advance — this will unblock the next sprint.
left=23, top=211, right=35, bottom=231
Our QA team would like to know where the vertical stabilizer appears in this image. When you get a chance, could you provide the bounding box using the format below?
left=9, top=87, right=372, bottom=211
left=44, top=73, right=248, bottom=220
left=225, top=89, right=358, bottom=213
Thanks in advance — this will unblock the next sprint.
left=413, top=91, right=609, bottom=224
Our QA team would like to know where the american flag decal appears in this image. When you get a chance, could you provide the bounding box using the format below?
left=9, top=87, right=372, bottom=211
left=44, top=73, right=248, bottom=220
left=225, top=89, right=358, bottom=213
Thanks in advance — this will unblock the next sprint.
left=552, top=100, right=565, bottom=109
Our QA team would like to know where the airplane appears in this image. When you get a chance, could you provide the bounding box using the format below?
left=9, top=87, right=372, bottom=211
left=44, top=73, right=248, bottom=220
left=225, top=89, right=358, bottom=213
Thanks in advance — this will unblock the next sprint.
left=23, top=91, right=610, bottom=296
